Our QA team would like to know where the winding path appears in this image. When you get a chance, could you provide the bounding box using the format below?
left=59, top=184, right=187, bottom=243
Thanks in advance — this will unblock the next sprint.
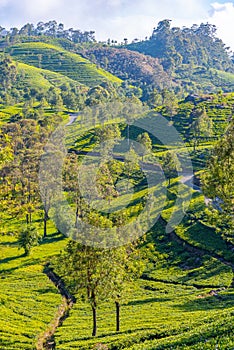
left=37, top=264, right=76, bottom=350
left=159, top=217, right=234, bottom=288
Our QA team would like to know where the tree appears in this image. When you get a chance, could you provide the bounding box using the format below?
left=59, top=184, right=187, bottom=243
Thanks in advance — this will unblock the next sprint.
left=0, top=132, right=13, bottom=169
left=0, top=54, right=17, bottom=92
left=122, top=99, right=143, bottom=147
left=40, top=152, right=60, bottom=238
left=0, top=120, right=48, bottom=225
left=53, top=232, right=145, bottom=335
left=18, top=225, right=40, bottom=256
left=94, top=123, right=121, bottom=159
left=189, top=108, right=213, bottom=150
left=147, top=89, right=163, bottom=108
left=53, top=239, right=122, bottom=336
left=124, top=147, right=140, bottom=189
left=19, top=23, right=35, bottom=36
left=111, top=236, right=145, bottom=332
left=162, top=151, right=181, bottom=185
left=137, top=132, right=152, bottom=160
left=62, top=153, right=89, bottom=228
left=96, top=163, right=118, bottom=205
left=202, top=121, right=234, bottom=240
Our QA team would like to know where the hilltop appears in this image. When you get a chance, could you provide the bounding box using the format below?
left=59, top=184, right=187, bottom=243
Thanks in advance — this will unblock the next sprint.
left=126, top=20, right=234, bottom=93
left=1, top=19, right=234, bottom=96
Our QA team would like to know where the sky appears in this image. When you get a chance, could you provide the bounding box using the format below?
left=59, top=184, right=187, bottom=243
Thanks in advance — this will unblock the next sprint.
left=0, top=0, right=234, bottom=50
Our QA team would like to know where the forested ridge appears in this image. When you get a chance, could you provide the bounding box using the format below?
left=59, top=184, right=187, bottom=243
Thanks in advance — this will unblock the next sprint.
left=0, top=19, right=233, bottom=350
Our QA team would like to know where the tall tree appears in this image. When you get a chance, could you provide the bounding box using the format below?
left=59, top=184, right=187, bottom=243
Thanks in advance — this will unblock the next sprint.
left=162, top=151, right=181, bottom=185
left=18, top=225, right=40, bottom=256
left=202, top=121, right=234, bottom=240
left=137, top=132, right=152, bottom=160
left=189, top=108, right=213, bottom=151
left=53, top=239, right=121, bottom=336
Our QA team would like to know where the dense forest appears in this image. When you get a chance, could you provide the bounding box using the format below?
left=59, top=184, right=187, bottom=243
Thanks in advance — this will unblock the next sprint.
left=0, top=19, right=233, bottom=350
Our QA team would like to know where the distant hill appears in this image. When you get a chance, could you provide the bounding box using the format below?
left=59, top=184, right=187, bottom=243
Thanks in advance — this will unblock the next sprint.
left=1, top=19, right=234, bottom=100
left=16, top=61, right=84, bottom=91
left=128, top=20, right=233, bottom=72
left=127, top=20, right=234, bottom=92
left=5, top=42, right=122, bottom=87
left=84, top=46, right=171, bottom=89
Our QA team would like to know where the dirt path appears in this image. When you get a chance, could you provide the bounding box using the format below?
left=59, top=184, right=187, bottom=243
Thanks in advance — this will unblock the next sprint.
left=36, top=264, right=76, bottom=350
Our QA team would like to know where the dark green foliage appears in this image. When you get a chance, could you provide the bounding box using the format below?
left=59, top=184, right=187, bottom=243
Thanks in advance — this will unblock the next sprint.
left=128, top=20, right=233, bottom=73
left=1, top=20, right=95, bottom=44
left=161, top=151, right=181, bottom=184
left=202, top=120, right=234, bottom=240
left=127, top=20, right=234, bottom=92
left=18, top=225, right=41, bottom=255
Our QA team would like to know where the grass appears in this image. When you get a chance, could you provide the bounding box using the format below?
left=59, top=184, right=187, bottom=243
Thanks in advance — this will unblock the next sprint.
left=0, top=91, right=233, bottom=348
left=54, top=279, right=234, bottom=349
left=17, top=62, right=84, bottom=91
left=0, top=105, right=23, bottom=125
left=7, top=42, right=122, bottom=87
left=1, top=186, right=233, bottom=349
left=0, top=227, right=67, bottom=349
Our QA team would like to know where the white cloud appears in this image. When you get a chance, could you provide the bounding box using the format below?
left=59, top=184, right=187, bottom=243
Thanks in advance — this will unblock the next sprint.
left=207, top=2, right=234, bottom=50
left=0, top=0, right=233, bottom=50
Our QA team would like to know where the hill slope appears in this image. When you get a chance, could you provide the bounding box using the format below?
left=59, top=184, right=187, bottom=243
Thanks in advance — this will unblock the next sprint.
left=127, top=20, right=234, bottom=92
left=84, top=46, right=170, bottom=88
left=6, top=42, right=122, bottom=87
left=16, top=61, right=85, bottom=90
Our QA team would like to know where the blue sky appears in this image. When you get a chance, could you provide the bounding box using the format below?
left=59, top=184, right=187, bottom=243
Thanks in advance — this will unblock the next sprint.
left=0, top=0, right=234, bottom=50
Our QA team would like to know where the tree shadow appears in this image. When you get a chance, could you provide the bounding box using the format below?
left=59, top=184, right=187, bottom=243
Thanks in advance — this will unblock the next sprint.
left=40, top=233, right=65, bottom=245
left=179, top=263, right=230, bottom=285
left=0, top=253, right=25, bottom=265
left=0, top=240, right=18, bottom=247
left=37, top=287, right=58, bottom=294
left=78, top=325, right=159, bottom=342
left=175, top=293, right=234, bottom=312
left=127, top=297, right=171, bottom=306
left=0, top=258, right=41, bottom=275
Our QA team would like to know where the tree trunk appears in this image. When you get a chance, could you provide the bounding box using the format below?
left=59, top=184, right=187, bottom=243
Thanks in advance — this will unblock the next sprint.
left=127, top=124, right=130, bottom=147
left=75, top=204, right=79, bottom=228
left=43, top=211, right=48, bottom=238
left=115, top=301, right=120, bottom=332
left=92, top=306, right=97, bottom=336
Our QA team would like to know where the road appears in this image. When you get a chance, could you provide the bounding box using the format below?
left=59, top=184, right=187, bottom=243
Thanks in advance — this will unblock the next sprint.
left=66, top=115, right=221, bottom=211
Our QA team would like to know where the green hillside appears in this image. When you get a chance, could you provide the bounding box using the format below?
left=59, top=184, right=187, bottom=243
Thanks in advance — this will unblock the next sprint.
left=0, top=182, right=233, bottom=349
left=0, top=19, right=233, bottom=350
left=17, top=61, right=85, bottom=90
left=6, top=42, right=122, bottom=87
left=126, top=20, right=234, bottom=92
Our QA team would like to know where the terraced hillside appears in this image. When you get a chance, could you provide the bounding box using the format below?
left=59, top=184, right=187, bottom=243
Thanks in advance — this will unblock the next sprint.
left=0, top=227, right=67, bottom=349
left=6, top=42, right=122, bottom=87
left=0, top=185, right=233, bottom=349
left=164, top=92, right=234, bottom=149
left=16, top=62, right=85, bottom=91
left=0, top=23, right=233, bottom=349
